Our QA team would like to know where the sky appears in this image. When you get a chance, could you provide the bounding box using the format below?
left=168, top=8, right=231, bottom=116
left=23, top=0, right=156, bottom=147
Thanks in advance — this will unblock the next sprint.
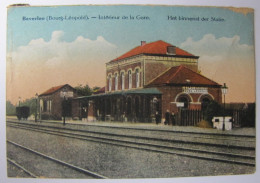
left=6, top=5, right=255, bottom=105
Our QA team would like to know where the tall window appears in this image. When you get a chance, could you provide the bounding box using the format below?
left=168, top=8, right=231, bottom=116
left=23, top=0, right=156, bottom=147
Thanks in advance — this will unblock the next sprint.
left=136, top=69, right=140, bottom=88
left=48, top=100, right=52, bottom=112
left=43, top=100, right=52, bottom=112
left=121, top=72, right=125, bottom=90
left=40, top=99, right=43, bottom=112
left=108, top=75, right=112, bottom=91
left=128, top=70, right=132, bottom=89
left=178, top=95, right=189, bottom=109
left=115, top=73, right=118, bottom=91
left=43, top=100, right=47, bottom=112
left=200, top=95, right=212, bottom=111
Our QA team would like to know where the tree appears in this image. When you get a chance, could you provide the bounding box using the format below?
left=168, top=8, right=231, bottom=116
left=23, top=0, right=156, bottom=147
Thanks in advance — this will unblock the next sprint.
left=19, top=98, right=37, bottom=116
left=74, top=84, right=93, bottom=96
left=203, top=100, right=223, bottom=123
left=6, top=100, right=16, bottom=116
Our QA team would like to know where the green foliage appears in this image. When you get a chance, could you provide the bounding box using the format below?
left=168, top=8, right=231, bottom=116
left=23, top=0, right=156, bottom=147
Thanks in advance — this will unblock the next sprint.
left=203, top=100, right=223, bottom=123
left=92, top=86, right=101, bottom=93
left=75, top=84, right=93, bottom=96
left=75, top=84, right=101, bottom=96
left=21, top=98, right=39, bottom=114
left=6, top=100, right=16, bottom=116
left=19, top=98, right=37, bottom=116
left=6, top=98, right=38, bottom=116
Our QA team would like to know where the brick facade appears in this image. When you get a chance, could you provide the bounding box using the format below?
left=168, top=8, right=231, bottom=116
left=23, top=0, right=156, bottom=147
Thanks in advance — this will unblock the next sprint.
left=157, top=86, right=222, bottom=119
left=77, top=40, right=223, bottom=123
left=106, top=61, right=143, bottom=92
left=106, top=56, right=198, bottom=92
left=39, top=84, right=80, bottom=120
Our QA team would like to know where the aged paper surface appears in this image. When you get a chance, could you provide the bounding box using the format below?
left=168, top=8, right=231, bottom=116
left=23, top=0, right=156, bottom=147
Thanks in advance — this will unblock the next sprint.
left=2, top=1, right=260, bottom=183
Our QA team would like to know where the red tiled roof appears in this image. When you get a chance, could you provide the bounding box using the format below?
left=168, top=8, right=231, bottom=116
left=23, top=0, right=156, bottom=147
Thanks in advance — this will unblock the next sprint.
left=39, top=84, right=68, bottom=96
left=110, top=40, right=196, bottom=62
left=146, top=65, right=221, bottom=87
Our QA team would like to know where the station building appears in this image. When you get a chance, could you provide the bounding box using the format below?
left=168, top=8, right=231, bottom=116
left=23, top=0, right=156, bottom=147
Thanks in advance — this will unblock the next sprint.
left=77, top=40, right=222, bottom=122
left=38, top=84, right=80, bottom=120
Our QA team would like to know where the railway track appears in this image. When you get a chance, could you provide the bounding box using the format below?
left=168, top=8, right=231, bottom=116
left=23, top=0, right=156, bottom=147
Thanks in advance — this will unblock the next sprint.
left=7, top=120, right=255, bottom=147
left=7, top=140, right=108, bottom=179
left=7, top=157, right=38, bottom=178
left=7, top=120, right=255, bottom=167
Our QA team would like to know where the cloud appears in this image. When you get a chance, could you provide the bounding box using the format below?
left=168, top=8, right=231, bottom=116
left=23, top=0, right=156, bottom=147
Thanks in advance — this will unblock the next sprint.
left=180, top=34, right=255, bottom=102
left=11, top=31, right=117, bottom=66
left=180, top=34, right=254, bottom=58
left=7, top=31, right=117, bottom=104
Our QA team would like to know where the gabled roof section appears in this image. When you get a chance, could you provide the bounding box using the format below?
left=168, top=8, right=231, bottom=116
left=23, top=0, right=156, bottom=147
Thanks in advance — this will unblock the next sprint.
left=110, top=40, right=197, bottom=62
left=146, top=65, right=221, bottom=87
left=39, top=84, right=72, bottom=96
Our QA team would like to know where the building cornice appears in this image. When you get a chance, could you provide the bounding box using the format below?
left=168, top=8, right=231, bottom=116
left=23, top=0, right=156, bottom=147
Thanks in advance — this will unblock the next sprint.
left=106, top=54, right=198, bottom=70
left=108, top=53, right=199, bottom=65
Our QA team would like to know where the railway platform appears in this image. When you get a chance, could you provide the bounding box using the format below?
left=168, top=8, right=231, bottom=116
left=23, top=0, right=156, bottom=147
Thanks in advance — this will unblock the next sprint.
left=6, top=116, right=255, bottom=136
left=45, top=118, right=256, bottom=136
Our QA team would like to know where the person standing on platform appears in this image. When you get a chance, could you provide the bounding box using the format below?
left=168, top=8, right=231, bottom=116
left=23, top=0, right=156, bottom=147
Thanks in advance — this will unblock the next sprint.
left=155, top=111, right=161, bottom=125
left=170, top=111, right=175, bottom=126
left=164, top=110, right=170, bottom=125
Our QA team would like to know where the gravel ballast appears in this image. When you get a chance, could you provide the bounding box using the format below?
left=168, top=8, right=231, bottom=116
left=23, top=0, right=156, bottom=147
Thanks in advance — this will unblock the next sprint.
left=6, top=126, right=255, bottom=178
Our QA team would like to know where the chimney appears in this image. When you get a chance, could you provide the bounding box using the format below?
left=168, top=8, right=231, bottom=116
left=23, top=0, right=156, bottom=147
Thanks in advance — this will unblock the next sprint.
left=141, top=41, right=146, bottom=46
left=167, top=46, right=176, bottom=55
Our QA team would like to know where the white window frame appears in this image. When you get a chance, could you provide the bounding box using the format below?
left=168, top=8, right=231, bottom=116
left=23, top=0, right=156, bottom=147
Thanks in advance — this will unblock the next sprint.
left=115, top=73, right=118, bottom=91
left=121, top=72, right=125, bottom=90
left=108, top=75, right=112, bottom=91
left=128, top=70, right=132, bottom=89
left=136, top=69, right=140, bottom=88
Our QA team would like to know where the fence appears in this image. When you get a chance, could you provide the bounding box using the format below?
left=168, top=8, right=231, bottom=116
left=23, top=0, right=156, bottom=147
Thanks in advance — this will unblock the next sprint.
left=175, top=107, right=255, bottom=127
left=175, top=109, right=203, bottom=126
left=226, top=109, right=255, bottom=127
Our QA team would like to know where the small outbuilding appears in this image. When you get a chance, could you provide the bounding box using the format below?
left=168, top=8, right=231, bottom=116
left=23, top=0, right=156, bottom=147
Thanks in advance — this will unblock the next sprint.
left=38, top=84, right=80, bottom=120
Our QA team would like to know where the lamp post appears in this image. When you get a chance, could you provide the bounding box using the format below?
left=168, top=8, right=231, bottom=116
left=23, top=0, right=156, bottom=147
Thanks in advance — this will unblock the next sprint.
left=18, top=97, right=21, bottom=121
left=18, top=97, right=21, bottom=107
left=62, top=88, right=68, bottom=125
left=35, top=93, right=38, bottom=122
left=221, top=83, right=228, bottom=131
left=152, top=97, right=158, bottom=122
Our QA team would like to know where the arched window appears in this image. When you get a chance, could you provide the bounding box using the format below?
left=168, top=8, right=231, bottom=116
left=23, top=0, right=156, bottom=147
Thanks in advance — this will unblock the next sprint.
left=121, top=72, right=125, bottom=90
left=200, top=95, right=213, bottom=111
left=108, top=75, right=112, bottom=91
left=136, top=69, right=140, bottom=88
left=128, top=70, right=132, bottom=89
left=115, top=73, right=118, bottom=91
left=177, top=95, right=190, bottom=109
left=201, top=98, right=210, bottom=111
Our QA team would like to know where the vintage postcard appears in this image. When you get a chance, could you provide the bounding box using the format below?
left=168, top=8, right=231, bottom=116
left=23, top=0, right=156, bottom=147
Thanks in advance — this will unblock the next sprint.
left=6, top=4, right=256, bottom=180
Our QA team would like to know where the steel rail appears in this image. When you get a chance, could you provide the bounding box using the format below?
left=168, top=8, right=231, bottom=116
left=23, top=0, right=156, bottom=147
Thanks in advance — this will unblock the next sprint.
left=6, top=121, right=255, bottom=149
left=7, top=140, right=108, bottom=179
left=7, top=158, right=38, bottom=178
left=8, top=123, right=255, bottom=157
left=7, top=123, right=255, bottom=167
left=6, top=119, right=256, bottom=138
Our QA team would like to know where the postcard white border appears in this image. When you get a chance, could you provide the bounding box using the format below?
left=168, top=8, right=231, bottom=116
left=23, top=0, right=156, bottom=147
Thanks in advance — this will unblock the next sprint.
left=0, top=1, right=259, bottom=183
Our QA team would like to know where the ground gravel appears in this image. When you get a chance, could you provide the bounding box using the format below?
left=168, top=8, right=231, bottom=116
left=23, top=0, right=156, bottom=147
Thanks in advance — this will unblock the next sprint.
left=7, top=161, right=31, bottom=178
left=6, top=126, right=255, bottom=179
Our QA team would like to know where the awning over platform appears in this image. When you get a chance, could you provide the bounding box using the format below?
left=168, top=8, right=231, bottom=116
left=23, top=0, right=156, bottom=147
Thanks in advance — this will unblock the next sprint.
left=75, top=88, right=162, bottom=100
